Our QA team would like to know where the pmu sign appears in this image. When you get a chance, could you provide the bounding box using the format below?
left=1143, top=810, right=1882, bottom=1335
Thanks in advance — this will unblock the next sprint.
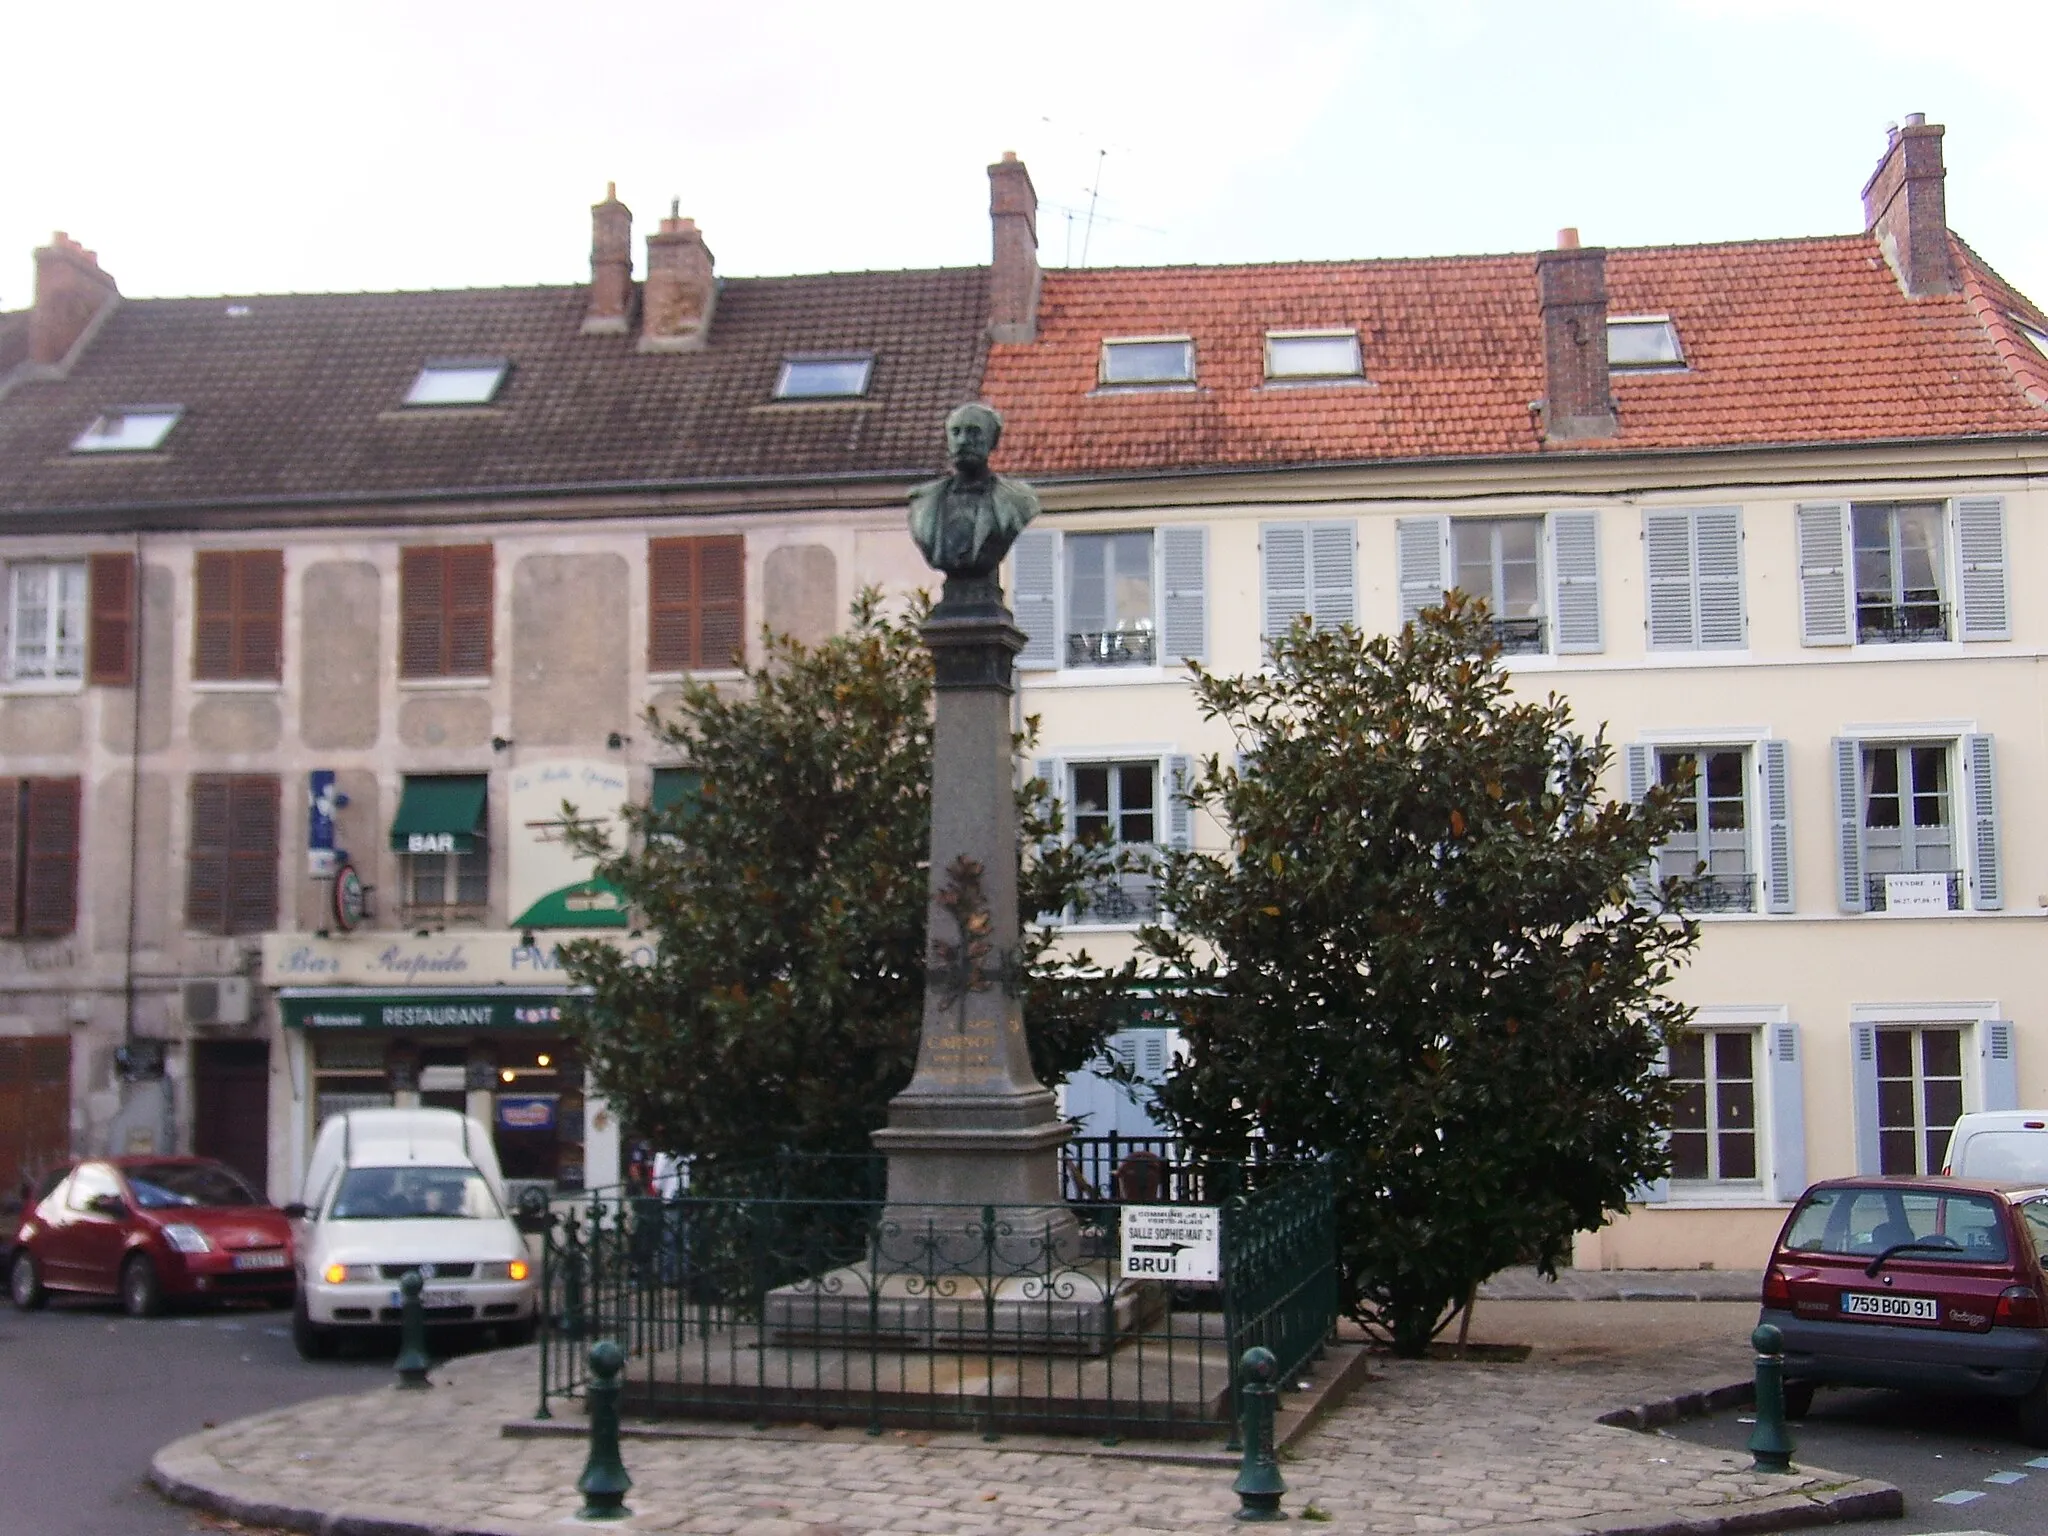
left=1119, top=1204, right=1221, bottom=1284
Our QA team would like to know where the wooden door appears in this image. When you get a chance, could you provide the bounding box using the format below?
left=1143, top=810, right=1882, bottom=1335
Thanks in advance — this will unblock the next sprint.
left=191, top=1040, right=270, bottom=1194
left=0, top=1035, right=72, bottom=1204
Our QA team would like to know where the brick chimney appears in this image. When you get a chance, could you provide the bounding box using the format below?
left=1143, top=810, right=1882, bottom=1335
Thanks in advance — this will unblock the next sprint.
left=987, top=151, right=1040, bottom=344
left=1862, top=113, right=1954, bottom=298
left=1536, top=229, right=1616, bottom=441
left=639, top=201, right=715, bottom=353
left=583, top=183, right=633, bottom=336
left=30, top=232, right=118, bottom=366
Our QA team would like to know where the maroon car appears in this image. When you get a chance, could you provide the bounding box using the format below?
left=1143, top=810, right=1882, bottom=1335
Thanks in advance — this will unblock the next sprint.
left=1762, top=1175, right=2048, bottom=1442
left=8, top=1156, right=295, bottom=1317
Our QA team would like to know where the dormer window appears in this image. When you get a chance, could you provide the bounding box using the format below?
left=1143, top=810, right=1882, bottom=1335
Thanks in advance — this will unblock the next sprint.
left=1099, top=337, right=1195, bottom=387
left=1607, top=316, right=1685, bottom=370
left=1264, top=330, right=1363, bottom=380
left=774, top=355, right=872, bottom=400
left=404, top=359, right=508, bottom=407
left=71, top=407, right=181, bottom=454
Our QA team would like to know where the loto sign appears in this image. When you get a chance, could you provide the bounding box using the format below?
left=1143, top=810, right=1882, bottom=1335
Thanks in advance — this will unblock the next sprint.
left=1119, top=1203, right=1221, bottom=1284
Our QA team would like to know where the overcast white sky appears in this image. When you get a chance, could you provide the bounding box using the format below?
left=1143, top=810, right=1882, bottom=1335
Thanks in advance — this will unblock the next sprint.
left=3, top=0, right=2044, bottom=309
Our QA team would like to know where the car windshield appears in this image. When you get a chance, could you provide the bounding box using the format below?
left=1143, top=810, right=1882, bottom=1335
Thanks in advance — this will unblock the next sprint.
left=329, top=1166, right=502, bottom=1221
left=1784, top=1186, right=2010, bottom=1263
left=127, top=1163, right=261, bottom=1210
left=1958, top=1132, right=2048, bottom=1183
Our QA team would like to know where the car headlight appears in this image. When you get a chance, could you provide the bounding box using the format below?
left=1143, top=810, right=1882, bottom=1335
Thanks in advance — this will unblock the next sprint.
left=320, top=1263, right=378, bottom=1284
left=162, top=1224, right=212, bottom=1254
left=479, top=1260, right=531, bottom=1281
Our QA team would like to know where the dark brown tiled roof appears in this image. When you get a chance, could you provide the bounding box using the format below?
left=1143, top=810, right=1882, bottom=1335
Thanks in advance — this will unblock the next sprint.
left=0, top=269, right=990, bottom=515
left=982, top=234, right=2048, bottom=475
left=0, top=310, right=28, bottom=378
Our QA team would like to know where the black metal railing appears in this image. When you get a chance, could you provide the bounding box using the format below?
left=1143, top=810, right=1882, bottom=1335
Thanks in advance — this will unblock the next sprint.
left=1487, top=616, right=1547, bottom=655
left=1865, top=869, right=1963, bottom=912
left=1072, top=870, right=1160, bottom=924
left=1066, top=629, right=1157, bottom=667
left=1856, top=601, right=1948, bottom=644
left=1680, top=871, right=1757, bottom=914
left=534, top=1151, right=1337, bottom=1441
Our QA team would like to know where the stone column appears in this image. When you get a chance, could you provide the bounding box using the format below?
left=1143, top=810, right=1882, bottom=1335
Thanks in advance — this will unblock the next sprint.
left=870, top=574, right=1076, bottom=1261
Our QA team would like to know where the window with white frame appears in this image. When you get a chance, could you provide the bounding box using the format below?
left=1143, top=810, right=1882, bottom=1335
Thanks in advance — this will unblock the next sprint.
left=1098, top=337, right=1195, bottom=387
left=406, top=832, right=488, bottom=911
left=1607, top=316, right=1685, bottom=370
left=1655, top=748, right=1754, bottom=913
left=1836, top=735, right=1999, bottom=914
left=1039, top=756, right=1191, bottom=926
left=1669, top=1029, right=1759, bottom=1183
left=1009, top=527, right=1206, bottom=673
left=1264, top=330, right=1362, bottom=381
left=1875, top=1025, right=1965, bottom=1175
left=71, top=406, right=182, bottom=453
left=1854, top=501, right=1946, bottom=643
left=1451, top=517, right=1545, bottom=653
left=6, top=562, right=88, bottom=682
left=404, top=359, right=508, bottom=407
left=1398, top=511, right=1603, bottom=655
left=1798, top=497, right=2008, bottom=647
left=1064, top=531, right=1156, bottom=667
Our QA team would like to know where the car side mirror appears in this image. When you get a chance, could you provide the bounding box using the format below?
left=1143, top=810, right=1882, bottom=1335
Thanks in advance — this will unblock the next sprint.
left=88, top=1194, right=128, bottom=1219
left=282, top=1201, right=309, bottom=1220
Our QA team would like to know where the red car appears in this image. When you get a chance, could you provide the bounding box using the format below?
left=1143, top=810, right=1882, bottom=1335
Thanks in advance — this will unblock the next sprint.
left=1762, top=1175, right=2048, bottom=1441
left=8, top=1156, right=295, bottom=1317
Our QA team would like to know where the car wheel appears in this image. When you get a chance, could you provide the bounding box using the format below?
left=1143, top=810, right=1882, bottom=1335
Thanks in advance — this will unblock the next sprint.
left=119, top=1254, right=162, bottom=1319
left=1781, top=1381, right=1815, bottom=1419
left=9, top=1250, right=46, bottom=1311
left=291, top=1296, right=334, bottom=1361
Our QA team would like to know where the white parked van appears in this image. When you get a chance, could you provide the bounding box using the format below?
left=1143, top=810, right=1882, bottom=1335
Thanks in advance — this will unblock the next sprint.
left=288, top=1107, right=537, bottom=1359
left=1939, top=1111, right=2048, bottom=1182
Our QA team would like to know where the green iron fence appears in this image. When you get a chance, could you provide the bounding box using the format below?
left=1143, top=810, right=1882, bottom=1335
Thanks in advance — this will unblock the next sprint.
left=532, top=1150, right=1335, bottom=1441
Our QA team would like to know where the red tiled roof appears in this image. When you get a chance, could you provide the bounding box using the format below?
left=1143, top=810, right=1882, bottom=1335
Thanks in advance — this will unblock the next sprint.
left=982, top=234, right=2048, bottom=476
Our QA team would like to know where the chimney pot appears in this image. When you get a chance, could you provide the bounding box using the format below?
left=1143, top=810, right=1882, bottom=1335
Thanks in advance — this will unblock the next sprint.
left=1557, top=227, right=1580, bottom=250
left=1535, top=243, right=1616, bottom=442
left=987, top=152, right=1041, bottom=344
left=1861, top=115, right=1953, bottom=297
left=640, top=204, right=716, bottom=353
left=29, top=231, right=119, bottom=367
left=583, top=184, right=634, bottom=336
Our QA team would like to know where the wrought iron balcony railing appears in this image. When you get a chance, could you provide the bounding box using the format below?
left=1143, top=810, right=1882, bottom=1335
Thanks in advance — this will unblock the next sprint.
left=1488, top=616, right=1548, bottom=655
left=1865, top=869, right=1963, bottom=912
left=1065, top=629, right=1157, bottom=667
left=1856, top=601, right=1949, bottom=644
left=1071, top=871, right=1160, bottom=925
left=1682, top=871, right=1757, bottom=913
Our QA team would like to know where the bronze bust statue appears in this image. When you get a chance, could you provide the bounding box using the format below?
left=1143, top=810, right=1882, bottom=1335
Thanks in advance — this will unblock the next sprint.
left=908, top=403, right=1040, bottom=579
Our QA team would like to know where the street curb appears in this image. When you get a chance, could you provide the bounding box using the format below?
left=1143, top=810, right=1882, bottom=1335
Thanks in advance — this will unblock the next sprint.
left=1461, top=1478, right=1903, bottom=1536
left=1596, top=1379, right=1756, bottom=1430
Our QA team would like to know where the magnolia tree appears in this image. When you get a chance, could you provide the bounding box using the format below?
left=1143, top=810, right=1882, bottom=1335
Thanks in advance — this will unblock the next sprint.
left=1142, top=594, right=1699, bottom=1355
left=555, top=592, right=1129, bottom=1187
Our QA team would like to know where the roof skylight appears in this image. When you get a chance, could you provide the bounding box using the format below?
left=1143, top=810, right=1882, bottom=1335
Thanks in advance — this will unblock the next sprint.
left=1265, top=330, right=1363, bottom=380
left=1100, top=337, right=1196, bottom=386
left=774, top=356, right=872, bottom=400
left=1607, top=316, right=1685, bottom=370
left=2015, top=317, right=2048, bottom=360
left=404, top=359, right=509, bottom=407
left=71, top=407, right=182, bottom=454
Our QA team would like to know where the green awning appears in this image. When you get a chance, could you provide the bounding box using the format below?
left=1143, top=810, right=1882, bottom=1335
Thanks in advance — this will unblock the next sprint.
left=389, top=775, right=487, bottom=854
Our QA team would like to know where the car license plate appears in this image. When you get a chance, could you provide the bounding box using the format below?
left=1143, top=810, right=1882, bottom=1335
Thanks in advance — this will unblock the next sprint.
left=232, top=1251, right=288, bottom=1270
left=1842, top=1290, right=1938, bottom=1321
left=390, top=1288, right=468, bottom=1308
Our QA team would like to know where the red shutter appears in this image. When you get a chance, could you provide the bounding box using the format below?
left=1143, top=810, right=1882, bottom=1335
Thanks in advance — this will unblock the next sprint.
left=186, top=776, right=231, bottom=933
left=235, top=550, right=285, bottom=680
left=698, top=536, right=745, bottom=669
left=400, top=547, right=447, bottom=678
left=444, top=546, right=494, bottom=676
left=226, top=775, right=280, bottom=934
left=194, top=551, right=236, bottom=679
left=22, top=778, right=80, bottom=936
left=87, top=552, right=135, bottom=686
left=0, top=779, right=20, bottom=936
left=648, top=535, right=744, bottom=672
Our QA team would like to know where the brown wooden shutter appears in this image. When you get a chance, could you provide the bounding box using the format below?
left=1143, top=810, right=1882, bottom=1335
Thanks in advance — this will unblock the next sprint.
left=21, top=778, right=80, bottom=936
left=235, top=550, right=284, bottom=679
left=400, top=546, right=447, bottom=677
left=648, top=535, right=744, bottom=671
left=186, top=776, right=232, bottom=933
left=0, top=779, right=20, bottom=936
left=227, top=775, right=280, bottom=934
left=444, top=546, right=494, bottom=676
left=698, top=536, right=744, bottom=669
left=87, top=552, right=135, bottom=686
left=194, top=551, right=236, bottom=679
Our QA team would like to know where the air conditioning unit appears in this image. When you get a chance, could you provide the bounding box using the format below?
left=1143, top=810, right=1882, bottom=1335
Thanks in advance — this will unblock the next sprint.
left=183, top=976, right=252, bottom=1027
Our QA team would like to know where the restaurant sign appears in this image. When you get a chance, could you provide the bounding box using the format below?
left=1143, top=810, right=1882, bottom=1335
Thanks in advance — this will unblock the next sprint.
left=279, top=992, right=582, bottom=1031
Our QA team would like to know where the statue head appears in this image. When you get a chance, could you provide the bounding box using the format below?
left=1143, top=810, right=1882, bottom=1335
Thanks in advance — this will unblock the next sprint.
left=945, top=402, right=1003, bottom=474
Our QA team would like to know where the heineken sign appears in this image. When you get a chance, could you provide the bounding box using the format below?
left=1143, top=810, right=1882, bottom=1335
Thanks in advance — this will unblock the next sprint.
left=280, top=992, right=579, bottom=1031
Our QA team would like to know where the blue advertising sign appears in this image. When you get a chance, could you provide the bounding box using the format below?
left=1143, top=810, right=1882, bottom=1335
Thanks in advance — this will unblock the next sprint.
left=308, top=771, right=339, bottom=876
left=497, top=1095, right=559, bottom=1132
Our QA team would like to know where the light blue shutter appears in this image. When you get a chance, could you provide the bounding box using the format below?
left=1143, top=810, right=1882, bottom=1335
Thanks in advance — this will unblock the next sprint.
left=1549, top=510, right=1603, bottom=653
left=1643, top=510, right=1697, bottom=650
left=1309, top=520, right=1357, bottom=631
left=1833, top=737, right=1866, bottom=912
left=1762, top=740, right=1794, bottom=914
left=1965, top=733, right=2001, bottom=910
left=1980, top=1020, right=2018, bottom=1114
left=1260, top=522, right=1308, bottom=640
left=1694, top=507, right=1745, bottom=648
left=1165, top=754, right=1193, bottom=853
left=1796, top=503, right=1852, bottom=646
left=1396, top=516, right=1448, bottom=628
left=1767, top=1022, right=1807, bottom=1202
left=1851, top=1021, right=1882, bottom=1173
left=1011, top=528, right=1059, bottom=670
left=1033, top=756, right=1063, bottom=920
left=1159, top=526, right=1207, bottom=664
left=1626, top=744, right=1655, bottom=900
left=1639, top=1042, right=1671, bottom=1204
left=1954, top=496, right=2010, bottom=642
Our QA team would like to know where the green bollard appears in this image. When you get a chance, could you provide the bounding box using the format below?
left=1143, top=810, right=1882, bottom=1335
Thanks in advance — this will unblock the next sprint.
left=1232, top=1345, right=1287, bottom=1522
left=1747, top=1323, right=1795, bottom=1473
left=576, top=1339, right=633, bottom=1521
left=393, top=1269, right=432, bottom=1390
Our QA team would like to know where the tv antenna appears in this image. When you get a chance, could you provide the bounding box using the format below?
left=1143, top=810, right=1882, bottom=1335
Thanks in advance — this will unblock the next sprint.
left=1080, top=149, right=1107, bottom=267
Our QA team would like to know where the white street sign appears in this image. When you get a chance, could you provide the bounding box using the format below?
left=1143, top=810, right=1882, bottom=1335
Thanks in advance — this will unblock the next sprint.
left=1120, top=1204, right=1221, bottom=1283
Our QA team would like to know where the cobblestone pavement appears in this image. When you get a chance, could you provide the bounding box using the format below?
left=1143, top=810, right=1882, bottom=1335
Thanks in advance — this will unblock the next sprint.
left=1477, top=1268, right=1765, bottom=1303
left=153, top=1302, right=1886, bottom=1536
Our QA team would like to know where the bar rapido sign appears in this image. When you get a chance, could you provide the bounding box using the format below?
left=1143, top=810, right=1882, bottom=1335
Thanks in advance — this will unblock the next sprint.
left=1118, top=1203, right=1221, bottom=1283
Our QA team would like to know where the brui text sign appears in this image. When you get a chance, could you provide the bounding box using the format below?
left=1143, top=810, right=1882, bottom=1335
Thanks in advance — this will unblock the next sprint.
left=1119, top=1203, right=1221, bottom=1283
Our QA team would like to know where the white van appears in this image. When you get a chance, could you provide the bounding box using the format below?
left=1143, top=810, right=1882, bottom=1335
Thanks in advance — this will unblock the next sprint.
left=288, top=1107, right=537, bottom=1359
left=1939, top=1111, right=2048, bottom=1182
